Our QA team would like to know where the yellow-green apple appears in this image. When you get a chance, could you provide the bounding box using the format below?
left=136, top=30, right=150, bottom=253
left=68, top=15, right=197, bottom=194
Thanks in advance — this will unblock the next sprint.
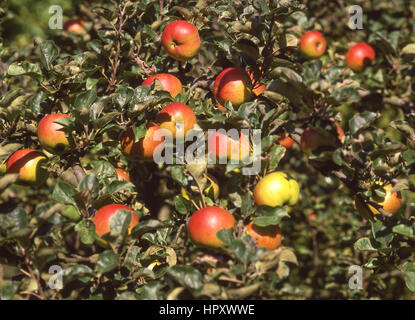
left=63, top=19, right=85, bottom=34
left=299, top=31, right=327, bottom=59
left=207, top=131, right=250, bottom=163
left=246, top=221, right=282, bottom=250
left=120, top=123, right=164, bottom=160
left=92, top=204, right=139, bottom=237
left=161, top=20, right=201, bottom=61
left=187, top=206, right=235, bottom=248
left=253, top=171, right=299, bottom=207
left=213, top=67, right=253, bottom=109
left=6, top=149, right=48, bottom=185
left=115, top=168, right=130, bottom=182
left=301, top=124, right=345, bottom=154
left=37, top=113, right=72, bottom=154
left=156, top=102, right=196, bottom=139
left=142, top=73, right=182, bottom=98
left=345, top=42, right=376, bottom=72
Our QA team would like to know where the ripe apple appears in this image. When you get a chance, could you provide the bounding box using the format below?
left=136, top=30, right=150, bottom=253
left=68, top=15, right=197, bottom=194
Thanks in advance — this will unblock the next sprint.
left=213, top=67, right=253, bottom=109
left=156, top=102, right=196, bottom=139
left=207, top=131, right=250, bottom=163
left=345, top=42, right=376, bottom=72
left=277, top=131, right=294, bottom=149
left=253, top=171, right=300, bottom=207
left=246, top=221, right=282, bottom=250
left=6, top=149, right=48, bottom=185
left=161, top=20, right=201, bottom=62
left=37, top=113, right=72, bottom=154
left=247, top=67, right=266, bottom=96
left=63, top=19, right=85, bottom=34
left=368, top=184, right=402, bottom=215
left=92, top=204, right=139, bottom=237
left=115, top=168, right=130, bottom=182
left=301, top=124, right=344, bottom=154
left=120, top=123, right=164, bottom=161
left=299, top=31, right=327, bottom=60
left=187, top=206, right=235, bottom=248
left=142, top=73, right=182, bottom=98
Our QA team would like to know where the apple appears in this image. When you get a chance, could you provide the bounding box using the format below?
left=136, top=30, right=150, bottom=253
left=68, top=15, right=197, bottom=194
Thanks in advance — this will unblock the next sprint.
left=92, top=204, right=139, bottom=237
left=301, top=124, right=344, bottom=154
left=142, top=73, right=182, bottom=98
left=368, top=184, right=402, bottom=215
left=213, top=67, right=253, bottom=109
left=253, top=171, right=299, bottom=207
left=207, top=131, right=250, bottom=163
left=37, top=113, right=72, bottom=154
left=345, top=42, right=376, bottom=72
left=156, top=102, right=196, bottom=139
left=246, top=222, right=282, bottom=250
left=63, top=19, right=85, bottom=34
left=299, top=31, right=327, bottom=60
left=161, top=20, right=201, bottom=61
left=277, top=131, right=294, bottom=149
left=6, top=149, right=48, bottom=185
left=120, top=123, right=164, bottom=160
left=187, top=206, right=235, bottom=248
left=115, top=168, right=130, bottom=182
left=247, top=67, right=266, bottom=96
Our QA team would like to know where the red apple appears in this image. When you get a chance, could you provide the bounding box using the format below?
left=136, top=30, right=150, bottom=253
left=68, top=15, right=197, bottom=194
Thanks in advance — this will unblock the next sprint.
left=246, top=221, right=282, bottom=250
left=63, top=19, right=85, bottom=34
left=207, top=131, right=250, bottom=163
left=301, top=124, right=344, bottom=154
left=92, top=204, right=139, bottom=237
left=187, top=206, right=235, bottom=248
left=161, top=20, right=201, bottom=62
left=142, top=73, right=182, bottom=98
left=37, top=113, right=72, bottom=154
left=213, top=67, right=253, bottom=109
left=120, top=123, right=164, bottom=160
left=6, top=149, right=48, bottom=185
left=299, top=31, right=327, bottom=60
left=345, top=42, right=376, bottom=72
left=277, top=131, right=294, bottom=149
left=156, top=102, right=196, bottom=139
left=115, top=168, right=130, bottom=182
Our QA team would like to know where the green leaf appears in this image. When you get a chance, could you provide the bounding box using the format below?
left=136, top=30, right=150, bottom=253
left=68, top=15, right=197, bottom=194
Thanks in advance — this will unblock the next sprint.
left=229, top=240, right=250, bottom=264
left=130, top=219, right=170, bottom=238
left=95, top=250, right=119, bottom=274
left=269, top=145, right=286, bottom=170
left=0, top=207, right=29, bottom=235
left=0, top=281, right=20, bottom=300
left=75, top=220, right=96, bottom=244
left=109, top=209, right=133, bottom=235
left=253, top=206, right=289, bottom=226
left=392, top=224, right=414, bottom=238
left=39, top=40, right=59, bottom=70
left=216, top=228, right=235, bottom=245
left=174, top=194, right=191, bottom=214
left=348, top=111, right=378, bottom=135
left=171, top=166, right=188, bottom=187
left=7, top=62, right=42, bottom=78
left=132, top=123, right=147, bottom=143
left=74, top=89, right=97, bottom=109
left=93, top=112, right=120, bottom=130
left=399, top=262, right=415, bottom=292
left=167, top=265, right=203, bottom=291
left=354, top=237, right=378, bottom=252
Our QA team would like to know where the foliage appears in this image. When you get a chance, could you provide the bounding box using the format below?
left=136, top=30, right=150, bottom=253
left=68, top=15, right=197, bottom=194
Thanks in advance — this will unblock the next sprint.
left=0, top=0, right=415, bottom=300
